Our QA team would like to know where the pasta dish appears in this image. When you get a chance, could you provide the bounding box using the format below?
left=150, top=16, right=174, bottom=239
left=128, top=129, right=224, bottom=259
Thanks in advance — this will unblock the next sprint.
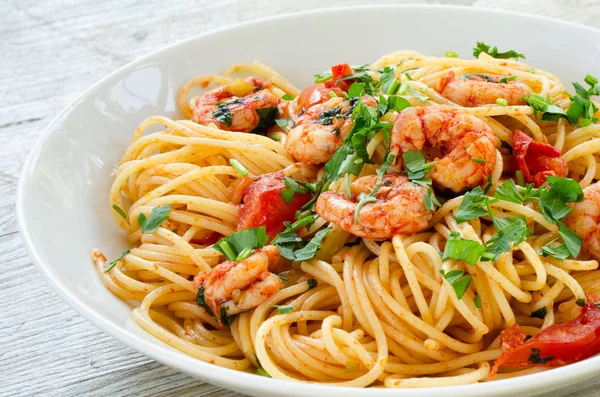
left=93, top=42, right=600, bottom=388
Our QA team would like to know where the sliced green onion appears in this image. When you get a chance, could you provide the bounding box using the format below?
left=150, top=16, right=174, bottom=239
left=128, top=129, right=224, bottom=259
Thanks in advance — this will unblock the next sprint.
left=387, top=79, right=400, bottom=95
left=235, top=247, right=253, bottom=261
left=229, top=159, right=248, bottom=176
left=112, top=204, right=127, bottom=219
left=496, top=98, right=509, bottom=106
left=216, top=241, right=236, bottom=261
left=445, top=51, right=458, bottom=58
left=328, top=91, right=337, bottom=98
left=345, top=173, right=352, bottom=198
left=471, top=157, right=486, bottom=163
left=515, top=170, right=525, bottom=186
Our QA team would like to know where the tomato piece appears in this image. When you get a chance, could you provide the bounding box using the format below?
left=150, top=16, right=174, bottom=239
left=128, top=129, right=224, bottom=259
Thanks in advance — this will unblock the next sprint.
left=297, top=84, right=345, bottom=111
left=490, top=295, right=600, bottom=379
left=513, top=130, right=568, bottom=187
left=297, top=63, right=356, bottom=111
left=237, top=173, right=312, bottom=239
left=330, top=63, right=353, bottom=81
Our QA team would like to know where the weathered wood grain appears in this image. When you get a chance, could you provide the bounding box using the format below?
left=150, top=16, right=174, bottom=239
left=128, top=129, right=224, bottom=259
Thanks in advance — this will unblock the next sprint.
left=2, top=0, right=600, bottom=396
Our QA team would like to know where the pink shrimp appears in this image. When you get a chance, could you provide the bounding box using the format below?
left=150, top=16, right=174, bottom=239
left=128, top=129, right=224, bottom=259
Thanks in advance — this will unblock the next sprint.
left=190, top=77, right=284, bottom=133
left=438, top=71, right=532, bottom=107
left=314, top=174, right=432, bottom=239
left=193, top=246, right=281, bottom=321
left=391, top=106, right=497, bottom=193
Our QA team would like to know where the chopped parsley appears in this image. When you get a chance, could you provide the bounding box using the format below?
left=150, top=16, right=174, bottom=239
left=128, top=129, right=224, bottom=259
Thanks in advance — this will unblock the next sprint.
left=212, top=102, right=233, bottom=126
left=442, top=232, right=488, bottom=266
left=272, top=305, right=294, bottom=314
left=213, top=227, right=268, bottom=261
left=473, top=42, right=525, bottom=60
left=307, top=278, right=318, bottom=289
left=523, top=75, right=600, bottom=127
left=252, top=107, right=279, bottom=133
left=280, top=176, right=309, bottom=205
left=530, top=307, right=547, bottom=319
left=138, top=204, right=172, bottom=234
left=454, top=187, right=490, bottom=223
left=354, top=155, right=395, bottom=223
left=528, top=348, right=554, bottom=364
left=540, top=239, right=570, bottom=260
left=440, top=269, right=472, bottom=300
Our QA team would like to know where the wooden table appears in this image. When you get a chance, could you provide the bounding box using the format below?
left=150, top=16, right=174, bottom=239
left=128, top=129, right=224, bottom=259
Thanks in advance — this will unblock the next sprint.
left=3, top=0, right=600, bottom=395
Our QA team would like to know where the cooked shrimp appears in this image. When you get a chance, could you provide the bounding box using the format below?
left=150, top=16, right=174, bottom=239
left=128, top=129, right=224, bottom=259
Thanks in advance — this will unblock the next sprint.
left=314, top=174, right=432, bottom=239
left=190, top=77, right=285, bottom=133
left=285, top=96, right=377, bottom=165
left=391, top=106, right=497, bottom=193
left=437, top=71, right=532, bottom=107
left=565, top=182, right=600, bottom=260
left=193, top=245, right=282, bottom=320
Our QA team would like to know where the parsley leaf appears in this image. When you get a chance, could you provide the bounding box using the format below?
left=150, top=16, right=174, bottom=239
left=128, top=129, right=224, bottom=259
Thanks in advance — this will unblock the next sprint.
left=558, top=222, right=582, bottom=258
left=354, top=155, right=395, bottom=223
left=440, top=269, right=472, bottom=299
left=425, top=188, right=441, bottom=212
left=307, top=278, right=318, bottom=289
left=473, top=42, right=525, bottom=60
left=524, top=76, right=600, bottom=127
left=252, top=107, right=279, bottom=133
left=485, top=216, right=531, bottom=260
left=213, top=227, right=268, bottom=261
left=540, top=239, right=570, bottom=260
left=403, top=150, right=434, bottom=183
left=530, top=307, right=547, bottom=319
left=454, top=187, right=490, bottom=223
left=522, top=93, right=567, bottom=122
left=280, top=176, right=310, bottom=204
left=494, top=179, right=523, bottom=204
left=138, top=205, right=172, bottom=234
left=212, top=103, right=232, bottom=126
left=276, top=226, right=332, bottom=261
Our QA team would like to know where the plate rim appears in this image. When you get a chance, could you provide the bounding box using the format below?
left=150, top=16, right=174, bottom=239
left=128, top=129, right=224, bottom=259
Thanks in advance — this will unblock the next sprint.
left=16, top=4, right=600, bottom=396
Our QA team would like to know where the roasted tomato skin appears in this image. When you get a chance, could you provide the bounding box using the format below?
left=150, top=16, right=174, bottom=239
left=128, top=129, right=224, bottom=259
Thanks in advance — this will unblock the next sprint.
left=237, top=173, right=312, bottom=239
left=513, top=130, right=568, bottom=187
left=490, top=295, right=600, bottom=379
left=296, top=63, right=355, bottom=111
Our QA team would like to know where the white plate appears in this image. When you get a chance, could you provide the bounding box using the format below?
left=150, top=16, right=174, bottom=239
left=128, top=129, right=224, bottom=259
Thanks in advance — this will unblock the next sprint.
left=17, top=5, right=600, bottom=397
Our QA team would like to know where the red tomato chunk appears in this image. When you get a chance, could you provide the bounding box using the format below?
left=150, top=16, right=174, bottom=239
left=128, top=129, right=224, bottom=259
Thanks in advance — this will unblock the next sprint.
left=237, top=173, right=312, bottom=239
left=490, top=295, right=600, bottom=379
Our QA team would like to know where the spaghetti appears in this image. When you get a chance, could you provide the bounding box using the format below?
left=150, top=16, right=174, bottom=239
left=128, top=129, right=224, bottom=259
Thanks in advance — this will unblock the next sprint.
left=94, top=46, right=600, bottom=388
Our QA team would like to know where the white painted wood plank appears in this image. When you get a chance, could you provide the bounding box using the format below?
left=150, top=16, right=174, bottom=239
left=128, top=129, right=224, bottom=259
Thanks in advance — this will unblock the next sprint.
left=2, top=0, right=600, bottom=396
